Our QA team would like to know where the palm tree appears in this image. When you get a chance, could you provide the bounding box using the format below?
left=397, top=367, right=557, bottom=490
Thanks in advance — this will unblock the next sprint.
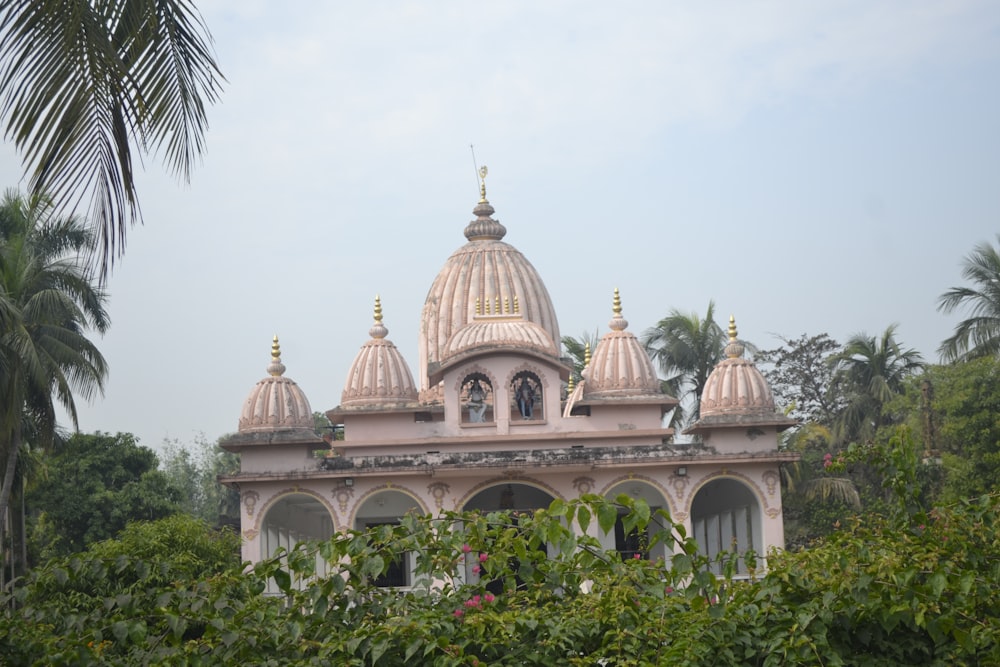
left=641, top=301, right=727, bottom=428
left=0, top=190, right=109, bottom=548
left=561, top=330, right=599, bottom=385
left=937, top=235, right=1000, bottom=362
left=0, top=0, right=224, bottom=276
left=829, top=324, right=923, bottom=445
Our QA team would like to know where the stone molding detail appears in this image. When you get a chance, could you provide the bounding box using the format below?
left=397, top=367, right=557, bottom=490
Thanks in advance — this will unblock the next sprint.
left=242, top=490, right=260, bottom=517
left=428, top=482, right=451, bottom=510
left=572, top=476, right=595, bottom=495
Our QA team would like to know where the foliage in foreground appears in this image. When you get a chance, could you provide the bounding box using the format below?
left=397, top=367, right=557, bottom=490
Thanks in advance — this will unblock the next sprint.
left=1, top=492, right=999, bottom=666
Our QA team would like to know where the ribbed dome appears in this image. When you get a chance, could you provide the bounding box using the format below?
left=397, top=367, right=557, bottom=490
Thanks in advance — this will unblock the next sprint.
left=342, top=296, right=419, bottom=407
left=419, top=172, right=559, bottom=393
left=699, top=317, right=776, bottom=418
left=239, top=337, right=315, bottom=433
left=583, top=289, right=661, bottom=398
left=443, top=312, right=559, bottom=362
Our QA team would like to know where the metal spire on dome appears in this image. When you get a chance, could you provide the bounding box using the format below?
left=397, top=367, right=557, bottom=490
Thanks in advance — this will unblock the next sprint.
left=464, top=164, right=507, bottom=241
left=725, top=314, right=746, bottom=359
left=609, top=287, right=629, bottom=332
left=267, top=335, right=286, bottom=377
left=370, top=295, right=388, bottom=340
left=584, top=342, right=591, bottom=368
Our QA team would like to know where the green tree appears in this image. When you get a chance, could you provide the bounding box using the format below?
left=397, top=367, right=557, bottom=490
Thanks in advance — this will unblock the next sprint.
left=641, top=301, right=726, bottom=428
left=561, top=330, right=599, bottom=385
left=0, top=191, right=109, bottom=562
left=830, top=324, right=924, bottom=445
left=0, top=0, right=225, bottom=275
left=159, top=434, right=239, bottom=528
left=26, top=432, right=181, bottom=560
left=938, top=235, right=1000, bottom=362
left=759, top=333, right=844, bottom=426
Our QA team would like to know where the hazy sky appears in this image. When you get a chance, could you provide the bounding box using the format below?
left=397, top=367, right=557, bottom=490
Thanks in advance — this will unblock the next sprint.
left=2, top=1, right=998, bottom=450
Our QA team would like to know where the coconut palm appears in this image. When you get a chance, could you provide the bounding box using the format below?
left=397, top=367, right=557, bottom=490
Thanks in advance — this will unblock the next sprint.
left=937, top=235, right=1000, bottom=363
left=0, top=190, right=109, bottom=544
left=561, top=330, right=599, bottom=384
left=829, top=325, right=923, bottom=445
left=0, top=0, right=224, bottom=276
left=641, top=301, right=727, bottom=428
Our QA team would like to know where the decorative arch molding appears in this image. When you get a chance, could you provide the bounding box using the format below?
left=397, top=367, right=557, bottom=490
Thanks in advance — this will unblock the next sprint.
left=452, top=363, right=498, bottom=393
left=346, top=482, right=429, bottom=528
left=456, top=475, right=564, bottom=510
left=504, top=362, right=552, bottom=390
left=684, top=470, right=772, bottom=518
left=598, top=474, right=677, bottom=517
left=252, top=487, right=337, bottom=535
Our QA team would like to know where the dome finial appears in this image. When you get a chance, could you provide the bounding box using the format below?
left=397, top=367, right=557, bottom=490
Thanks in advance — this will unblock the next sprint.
left=369, top=295, right=388, bottom=340
left=608, top=287, right=629, bottom=332
left=478, top=165, right=489, bottom=203
left=584, top=342, right=592, bottom=368
left=268, top=335, right=286, bottom=376
left=725, top=314, right=745, bottom=359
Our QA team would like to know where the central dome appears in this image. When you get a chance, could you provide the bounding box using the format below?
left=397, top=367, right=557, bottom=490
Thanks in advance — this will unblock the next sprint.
left=418, top=175, right=560, bottom=395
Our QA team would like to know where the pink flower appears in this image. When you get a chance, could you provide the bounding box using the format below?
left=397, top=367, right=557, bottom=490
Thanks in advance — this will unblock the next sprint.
left=462, top=544, right=472, bottom=554
left=472, top=565, right=480, bottom=575
left=665, top=586, right=674, bottom=594
left=453, top=609, right=464, bottom=618
left=484, top=593, right=495, bottom=603
left=633, top=553, right=641, bottom=560
left=479, top=553, right=488, bottom=563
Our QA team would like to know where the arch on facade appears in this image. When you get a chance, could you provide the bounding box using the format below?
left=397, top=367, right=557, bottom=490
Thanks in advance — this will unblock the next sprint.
left=689, top=477, right=763, bottom=576
left=601, top=478, right=674, bottom=562
left=259, top=491, right=336, bottom=593
left=458, top=369, right=495, bottom=424
left=351, top=487, right=427, bottom=588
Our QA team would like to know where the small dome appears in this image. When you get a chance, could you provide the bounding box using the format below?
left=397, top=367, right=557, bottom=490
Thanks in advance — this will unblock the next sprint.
left=583, top=289, right=662, bottom=398
left=443, top=296, right=559, bottom=362
left=698, top=316, right=776, bottom=418
left=341, top=296, right=419, bottom=407
left=239, top=336, right=315, bottom=433
left=419, top=169, right=560, bottom=393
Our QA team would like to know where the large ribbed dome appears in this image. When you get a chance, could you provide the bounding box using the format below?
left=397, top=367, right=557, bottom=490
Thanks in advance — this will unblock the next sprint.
left=419, top=171, right=559, bottom=394
left=239, top=337, right=315, bottom=433
left=443, top=303, right=559, bottom=363
left=342, top=296, right=419, bottom=407
left=583, top=289, right=662, bottom=398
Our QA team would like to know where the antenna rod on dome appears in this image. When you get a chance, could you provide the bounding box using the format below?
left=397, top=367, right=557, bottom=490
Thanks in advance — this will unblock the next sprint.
left=470, top=144, right=480, bottom=190
left=470, top=145, right=488, bottom=202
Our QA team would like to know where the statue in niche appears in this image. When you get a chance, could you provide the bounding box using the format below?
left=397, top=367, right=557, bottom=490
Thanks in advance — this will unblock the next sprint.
left=467, top=379, right=487, bottom=422
left=516, top=377, right=536, bottom=419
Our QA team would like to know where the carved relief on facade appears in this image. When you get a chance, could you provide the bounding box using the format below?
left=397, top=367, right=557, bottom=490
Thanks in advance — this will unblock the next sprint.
left=242, top=528, right=259, bottom=541
left=765, top=507, right=781, bottom=519
left=242, top=489, right=260, bottom=517
left=427, top=482, right=451, bottom=510
left=762, top=470, right=780, bottom=497
left=333, top=485, right=354, bottom=514
left=572, top=476, right=596, bottom=495
left=670, top=474, right=689, bottom=501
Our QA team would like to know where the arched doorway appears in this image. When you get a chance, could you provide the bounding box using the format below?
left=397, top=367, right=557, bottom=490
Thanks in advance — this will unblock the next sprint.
left=461, top=483, right=556, bottom=591
left=354, top=490, right=425, bottom=588
left=690, top=478, right=762, bottom=576
left=602, top=481, right=672, bottom=562
left=261, top=493, right=334, bottom=593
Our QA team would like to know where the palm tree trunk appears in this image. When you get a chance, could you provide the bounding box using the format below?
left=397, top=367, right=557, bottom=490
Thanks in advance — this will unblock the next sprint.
left=0, top=427, right=22, bottom=548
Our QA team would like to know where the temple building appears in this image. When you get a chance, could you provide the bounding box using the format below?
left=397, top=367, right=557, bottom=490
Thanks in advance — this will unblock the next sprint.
left=220, top=170, right=797, bottom=586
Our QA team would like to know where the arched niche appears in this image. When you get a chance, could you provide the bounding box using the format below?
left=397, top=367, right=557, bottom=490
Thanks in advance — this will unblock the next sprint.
left=602, top=480, right=672, bottom=562
left=459, top=371, right=495, bottom=424
left=510, top=370, right=543, bottom=421
left=690, top=478, right=762, bottom=576
left=260, top=492, right=335, bottom=593
left=353, top=489, right=425, bottom=588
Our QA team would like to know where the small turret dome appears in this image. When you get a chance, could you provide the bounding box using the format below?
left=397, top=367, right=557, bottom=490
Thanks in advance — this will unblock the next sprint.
left=687, top=316, right=796, bottom=433
left=341, top=296, right=419, bottom=407
left=583, top=289, right=662, bottom=398
left=239, top=336, right=315, bottom=432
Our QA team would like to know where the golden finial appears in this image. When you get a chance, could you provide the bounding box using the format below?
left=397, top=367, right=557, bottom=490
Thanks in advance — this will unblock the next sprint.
left=374, top=295, right=383, bottom=323
left=584, top=342, right=592, bottom=368
left=478, top=165, right=489, bottom=203
left=271, top=335, right=280, bottom=360
left=612, top=287, right=622, bottom=316
left=485, top=297, right=491, bottom=315
left=267, top=335, right=286, bottom=376
left=495, top=295, right=500, bottom=313
left=567, top=374, right=575, bottom=394
left=513, top=295, right=520, bottom=314
left=728, top=314, right=737, bottom=341
left=504, top=296, right=510, bottom=314
left=475, top=297, right=481, bottom=316
left=724, top=314, right=745, bottom=359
